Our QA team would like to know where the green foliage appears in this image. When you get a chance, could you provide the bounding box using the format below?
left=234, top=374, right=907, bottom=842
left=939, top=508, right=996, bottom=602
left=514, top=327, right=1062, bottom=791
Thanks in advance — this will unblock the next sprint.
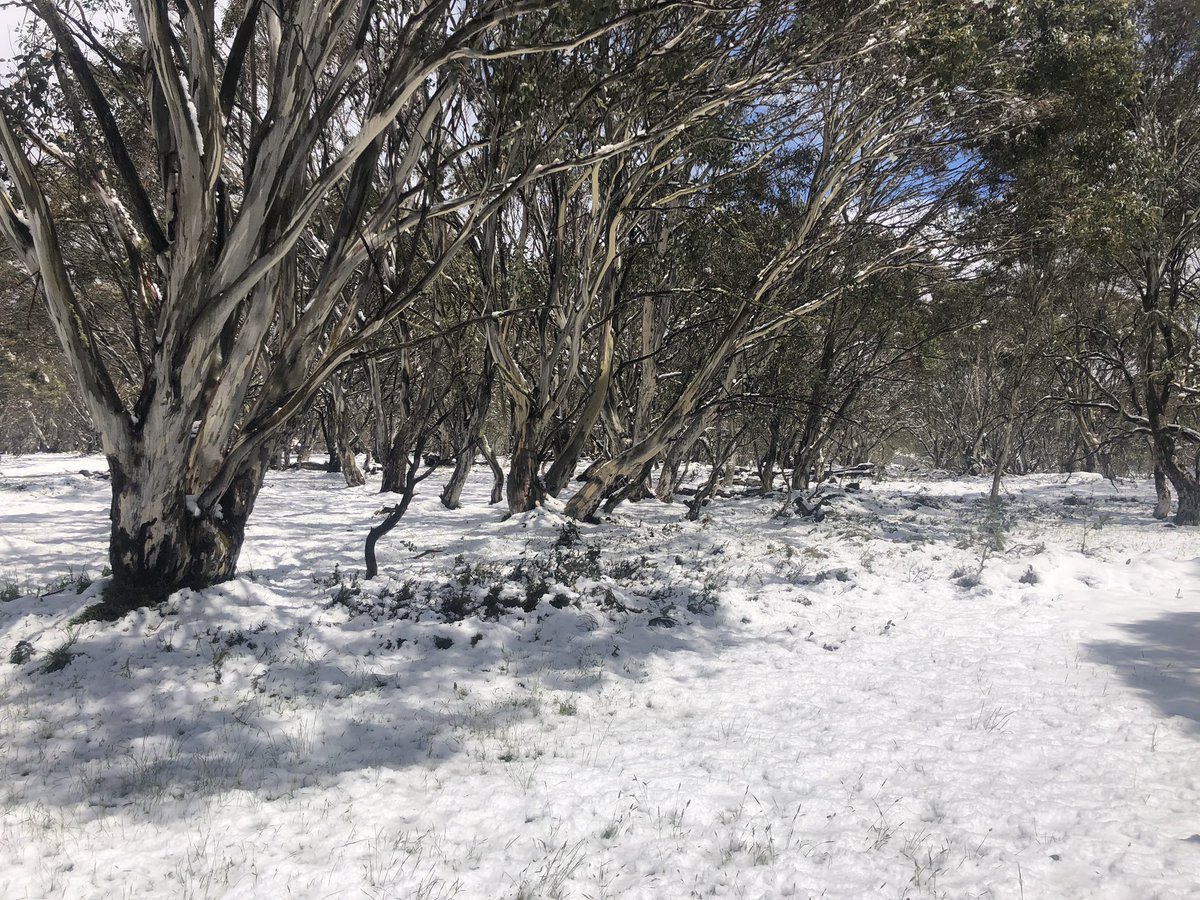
left=316, top=564, right=376, bottom=613
left=9, top=640, right=34, bottom=665
left=0, top=261, right=97, bottom=453
left=979, top=504, right=1016, bottom=554
left=608, top=554, right=651, bottom=581
left=686, top=570, right=728, bottom=616
left=961, top=0, right=1141, bottom=248
left=0, top=578, right=23, bottom=603
left=555, top=697, right=578, bottom=716
left=555, top=521, right=582, bottom=548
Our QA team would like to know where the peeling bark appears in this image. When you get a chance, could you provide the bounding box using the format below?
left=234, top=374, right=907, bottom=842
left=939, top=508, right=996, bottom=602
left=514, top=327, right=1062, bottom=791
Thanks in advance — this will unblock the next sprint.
left=506, top=418, right=547, bottom=513
left=108, top=448, right=268, bottom=602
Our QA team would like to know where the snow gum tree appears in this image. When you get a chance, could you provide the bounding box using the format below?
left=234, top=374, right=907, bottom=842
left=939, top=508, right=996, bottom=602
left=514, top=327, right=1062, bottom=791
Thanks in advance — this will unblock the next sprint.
left=1114, top=0, right=1200, bottom=524
left=0, top=0, right=710, bottom=601
left=563, top=2, right=996, bottom=520
left=965, top=0, right=1200, bottom=523
left=1, top=0, right=1181, bottom=603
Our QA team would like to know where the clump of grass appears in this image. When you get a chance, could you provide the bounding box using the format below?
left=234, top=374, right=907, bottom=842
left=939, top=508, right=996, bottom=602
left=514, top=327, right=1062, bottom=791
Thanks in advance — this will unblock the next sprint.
left=39, top=629, right=81, bottom=674
left=41, top=566, right=94, bottom=597
left=315, top=563, right=362, bottom=604
left=442, top=541, right=602, bottom=622
left=970, top=705, right=1014, bottom=732
left=70, top=576, right=176, bottom=623
left=513, top=839, right=586, bottom=900
left=555, top=697, right=578, bottom=716
left=608, top=554, right=650, bottom=581
left=9, top=640, right=34, bottom=665
left=685, top=570, right=728, bottom=615
left=211, top=645, right=231, bottom=684
left=555, top=521, right=582, bottom=548
left=1018, top=566, right=1039, bottom=585
left=1080, top=510, right=1112, bottom=553
left=69, top=579, right=157, bottom=624
left=549, top=544, right=602, bottom=584
left=1, top=577, right=26, bottom=602
left=953, top=569, right=981, bottom=589
left=331, top=572, right=361, bottom=606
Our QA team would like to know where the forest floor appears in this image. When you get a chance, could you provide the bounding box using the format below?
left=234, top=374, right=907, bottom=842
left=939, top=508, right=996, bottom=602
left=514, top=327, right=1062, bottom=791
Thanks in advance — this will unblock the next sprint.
left=0, top=455, right=1198, bottom=899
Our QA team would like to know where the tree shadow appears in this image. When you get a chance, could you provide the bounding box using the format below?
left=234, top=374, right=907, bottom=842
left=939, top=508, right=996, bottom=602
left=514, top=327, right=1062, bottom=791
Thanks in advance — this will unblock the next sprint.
left=0, top=571, right=761, bottom=827
left=1084, top=610, right=1200, bottom=732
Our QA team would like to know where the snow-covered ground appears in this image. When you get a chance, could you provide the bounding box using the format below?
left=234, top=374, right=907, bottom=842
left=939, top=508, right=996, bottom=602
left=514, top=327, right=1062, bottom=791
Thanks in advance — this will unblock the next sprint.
left=1, top=454, right=1198, bottom=899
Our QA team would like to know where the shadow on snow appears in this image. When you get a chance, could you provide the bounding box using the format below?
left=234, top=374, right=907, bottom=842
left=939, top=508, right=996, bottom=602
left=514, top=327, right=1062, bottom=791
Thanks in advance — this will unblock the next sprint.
left=1084, top=606, right=1200, bottom=732
left=0, top=572, right=760, bottom=825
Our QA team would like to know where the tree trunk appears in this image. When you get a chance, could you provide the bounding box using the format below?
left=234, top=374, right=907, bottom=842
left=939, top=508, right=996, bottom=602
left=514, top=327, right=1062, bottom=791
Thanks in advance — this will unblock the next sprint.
left=320, top=410, right=339, bottom=473
left=566, top=302, right=760, bottom=522
left=107, top=450, right=267, bottom=604
left=441, top=356, right=496, bottom=509
left=545, top=319, right=615, bottom=497
left=989, top=418, right=1016, bottom=507
left=1148, top=436, right=1200, bottom=526
left=759, top=415, right=782, bottom=493
left=479, top=435, right=505, bottom=505
left=687, top=429, right=743, bottom=520
left=813, top=448, right=827, bottom=484
left=791, top=446, right=814, bottom=491
left=1176, top=482, right=1200, bottom=526
left=296, top=420, right=315, bottom=464
left=1153, top=465, right=1172, bottom=520
left=367, top=358, right=388, bottom=469
left=602, top=460, right=656, bottom=514
left=380, top=426, right=414, bottom=494
left=506, top=418, right=546, bottom=513
left=1074, top=409, right=1110, bottom=478
left=655, top=411, right=709, bottom=502
left=440, top=448, right=476, bottom=510
left=790, top=406, right=830, bottom=492
left=365, top=435, right=426, bottom=579
left=327, top=378, right=365, bottom=487
left=1142, top=336, right=1198, bottom=526
left=655, top=456, right=681, bottom=502
left=573, top=424, right=684, bottom=520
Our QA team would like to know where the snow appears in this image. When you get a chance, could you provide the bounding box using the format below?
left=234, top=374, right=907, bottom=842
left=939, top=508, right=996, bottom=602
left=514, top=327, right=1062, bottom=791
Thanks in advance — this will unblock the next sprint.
left=1, top=455, right=1199, bottom=898
left=184, top=95, right=204, bottom=156
left=108, top=191, right=138, bottom=241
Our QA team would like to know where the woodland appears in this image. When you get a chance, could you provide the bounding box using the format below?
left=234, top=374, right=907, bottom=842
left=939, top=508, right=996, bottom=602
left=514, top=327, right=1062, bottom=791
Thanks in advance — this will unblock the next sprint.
left=0, top=0, right=1197, bottom=598
left=3, top=5, right=1200, bottom=898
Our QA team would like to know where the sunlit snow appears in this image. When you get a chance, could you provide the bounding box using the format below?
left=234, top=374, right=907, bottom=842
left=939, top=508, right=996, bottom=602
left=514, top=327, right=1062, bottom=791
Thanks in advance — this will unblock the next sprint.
left=0, top=455, right=1198, bottom=898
